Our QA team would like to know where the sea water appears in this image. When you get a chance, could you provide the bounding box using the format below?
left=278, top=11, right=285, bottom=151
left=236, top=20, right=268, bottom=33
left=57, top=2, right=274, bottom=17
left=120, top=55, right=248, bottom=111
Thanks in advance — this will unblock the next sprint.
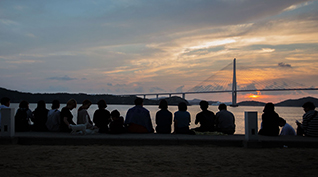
left=10, top=103, right=304, bottom=134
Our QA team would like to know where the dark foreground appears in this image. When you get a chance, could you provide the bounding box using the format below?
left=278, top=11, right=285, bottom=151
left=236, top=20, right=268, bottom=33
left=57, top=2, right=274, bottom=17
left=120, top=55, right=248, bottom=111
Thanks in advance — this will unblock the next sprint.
left=1, top=144, right=318, bottom=177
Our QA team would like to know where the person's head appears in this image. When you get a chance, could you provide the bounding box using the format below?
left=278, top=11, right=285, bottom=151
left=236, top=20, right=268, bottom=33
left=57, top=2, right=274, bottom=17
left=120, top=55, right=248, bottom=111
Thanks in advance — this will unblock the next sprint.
left=36, top=100, right=46, bottom=109
left=134, top=97, right=143, bottom=106
left=19, top=100, right=29, bottom=109
left=159, top=99, right=168, bottom=109
left=278, top=118, right=286, bottom=127
left=218, top=103, right=227, bottom=111
left=81, top=99, right=92, bottom=109
left=199, top=100, right=209, bottom=110
left=51, top=100, right=60, bottom=109
left=97, top=99, right=107, bottom=109
left=1, top=97, right=10, bottom=107
left=302, top=101, right=315, bottom=112
left=178, top=102, right=187, bottom=111
left=111, top=110, right=120, bottom=119
left=263, top=102, right=275, bottom=112
left=66, top=99, right=77, bottom=110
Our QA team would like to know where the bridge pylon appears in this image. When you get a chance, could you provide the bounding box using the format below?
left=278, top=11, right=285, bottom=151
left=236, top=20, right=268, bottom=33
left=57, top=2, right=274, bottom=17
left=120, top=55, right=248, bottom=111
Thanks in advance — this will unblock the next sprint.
left=231, top=58, right=238, bottom=107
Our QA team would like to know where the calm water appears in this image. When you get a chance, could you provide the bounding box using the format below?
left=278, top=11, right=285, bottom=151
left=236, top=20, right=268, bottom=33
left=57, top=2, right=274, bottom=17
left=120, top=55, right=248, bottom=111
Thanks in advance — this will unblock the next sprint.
left=10, top=103, right=304, bottom=134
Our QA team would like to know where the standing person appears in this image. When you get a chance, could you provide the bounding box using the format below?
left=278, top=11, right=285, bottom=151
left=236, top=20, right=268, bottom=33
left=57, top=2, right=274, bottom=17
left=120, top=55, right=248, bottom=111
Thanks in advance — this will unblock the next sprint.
left=15, top=100, right=33, bottom=132
left=0, top=97, right=10, bottom=130
left=174, top=102, right=194, bottom=134
left=125, top=97, right=154, bottom=133
left=46, top=100, right=61, bottom=132
left=193, top=100, right=216, bottom=132
left=109, top=110, right=126, bottom=134
left=32, top=100, right=49, bottom=131
left=77, top=99, right=97, bottom=131
left=93, top=99, right=111, bottom=133
left=296, top=101, right=318, bottom=137
left=258, top=103, right=280, bottom=136
left=279, top=118, right=296, bottom=136
left=60, top=99, right=77, bottom=132
left=215, top=103, right=235, bottom=135
left=155, top=99, right=173, bottom=134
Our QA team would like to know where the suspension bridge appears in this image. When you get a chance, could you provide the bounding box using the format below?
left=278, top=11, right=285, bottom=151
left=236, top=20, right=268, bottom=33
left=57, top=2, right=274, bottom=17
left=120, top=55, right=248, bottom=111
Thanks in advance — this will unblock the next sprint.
left=128, top=59, right=318, bottom=106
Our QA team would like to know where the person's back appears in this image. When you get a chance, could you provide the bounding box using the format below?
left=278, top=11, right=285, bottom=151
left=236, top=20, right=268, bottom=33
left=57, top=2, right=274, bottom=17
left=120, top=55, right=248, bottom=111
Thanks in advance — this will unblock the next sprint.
left=125, top=98, right=154, bottom=133
left=156, top=109, right=172, bottom=133
left=280, top=123, right=296, bottom=136
left=215, top=104, right=235, bottom=135
left=46, top=109, right=61, bottom=132
left=304, top=109, right=318, bottom=137
left=260, top=111, right=280, bottom=136
left=93, top=99, right=110, bottom=133
left=155, top=100, right=172, bottom=134
left=15, top=101, right=32, bottom=132
left=32, top=100, right=49, bottom=131
left=109, top=110, right=125, bottom=134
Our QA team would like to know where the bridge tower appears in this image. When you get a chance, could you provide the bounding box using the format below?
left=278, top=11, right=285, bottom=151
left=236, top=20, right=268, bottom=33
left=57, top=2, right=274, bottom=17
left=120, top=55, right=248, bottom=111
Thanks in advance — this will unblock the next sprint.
left=231, top=58, right=238, bottom=107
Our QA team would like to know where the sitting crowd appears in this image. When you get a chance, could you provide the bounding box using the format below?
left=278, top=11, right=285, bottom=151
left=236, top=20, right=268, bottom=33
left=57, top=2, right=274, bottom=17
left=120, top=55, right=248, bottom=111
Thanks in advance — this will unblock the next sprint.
left=1, top=96, right=317, bottom=137
left=0, top=97, right=236, bottom=135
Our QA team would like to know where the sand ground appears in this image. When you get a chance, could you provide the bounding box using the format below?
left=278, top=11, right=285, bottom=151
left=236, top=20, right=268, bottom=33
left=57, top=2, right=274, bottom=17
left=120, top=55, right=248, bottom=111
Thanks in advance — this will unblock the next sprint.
left=1, top=145, right=318, bottom=177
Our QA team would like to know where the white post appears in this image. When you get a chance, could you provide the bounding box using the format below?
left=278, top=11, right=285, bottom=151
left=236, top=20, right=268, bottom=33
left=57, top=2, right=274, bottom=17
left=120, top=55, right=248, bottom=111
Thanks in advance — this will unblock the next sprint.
left=1, top=108, right=15, bottom=137
left=245, top=111, right=258, bottom=141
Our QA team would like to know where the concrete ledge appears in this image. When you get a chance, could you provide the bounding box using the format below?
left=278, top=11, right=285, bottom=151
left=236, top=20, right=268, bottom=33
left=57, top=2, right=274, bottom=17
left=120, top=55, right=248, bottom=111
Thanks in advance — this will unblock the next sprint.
left=1, top=132, right=318, bottom=148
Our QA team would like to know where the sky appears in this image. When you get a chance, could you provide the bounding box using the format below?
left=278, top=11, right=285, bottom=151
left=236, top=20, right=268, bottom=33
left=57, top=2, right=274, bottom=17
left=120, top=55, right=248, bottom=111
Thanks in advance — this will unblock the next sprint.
left=1, top=0, right=318, bottom=103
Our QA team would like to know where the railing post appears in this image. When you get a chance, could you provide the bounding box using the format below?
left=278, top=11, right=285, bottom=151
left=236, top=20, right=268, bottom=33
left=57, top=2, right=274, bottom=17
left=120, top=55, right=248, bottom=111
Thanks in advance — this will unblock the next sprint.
left=1, top=108, right=15, bottom=137
left=244, top=111, right=259, bottom=147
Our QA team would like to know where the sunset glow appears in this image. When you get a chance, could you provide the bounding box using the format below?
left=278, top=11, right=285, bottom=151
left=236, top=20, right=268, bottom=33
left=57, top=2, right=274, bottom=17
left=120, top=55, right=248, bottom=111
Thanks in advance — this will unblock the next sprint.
left=1, top=0, right=318, bottom=103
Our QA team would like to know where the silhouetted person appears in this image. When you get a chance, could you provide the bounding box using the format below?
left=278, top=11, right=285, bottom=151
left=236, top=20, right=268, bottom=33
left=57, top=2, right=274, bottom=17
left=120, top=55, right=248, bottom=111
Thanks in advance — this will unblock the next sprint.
left=15, top=100, right=33, bottom=132
left=279, top=118, right=296, bottom=136
left=93, top=99, right=111, bottom=133
left=46, top=100, right=61, bottom=132
left=60, top=99, right=77, bottom=132
left=0, top=97, right=10, bottom=130
left=215, top=103, right=235, bottom=135
left=32, top=100, right=49, bottom=131
left=155, top=99, right=172, bottom=134
left=193, top=100, right=216, bottom=132
left=174, top=102, right=195, bottom=134
left=258, top=103, right=280, bottom=136
left=109, top=110, right=126, bottom=134
left=125, top=97, right=154, bottom=133
left=296, top=101, right=318, bottom=137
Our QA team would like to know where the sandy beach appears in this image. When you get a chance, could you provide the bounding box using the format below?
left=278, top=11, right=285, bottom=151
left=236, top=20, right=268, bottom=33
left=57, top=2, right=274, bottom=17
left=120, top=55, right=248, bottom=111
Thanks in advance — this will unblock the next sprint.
left=1, top=145, right=318, bottom=177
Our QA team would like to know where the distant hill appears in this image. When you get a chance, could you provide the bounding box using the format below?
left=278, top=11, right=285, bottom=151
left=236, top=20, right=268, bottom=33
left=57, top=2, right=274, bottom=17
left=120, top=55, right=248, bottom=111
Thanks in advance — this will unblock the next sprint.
left=0, top=87, right=188, bottom=105
left=275, top=97, right=318, bottom=107
left=238, top=101, right=266, bottom=106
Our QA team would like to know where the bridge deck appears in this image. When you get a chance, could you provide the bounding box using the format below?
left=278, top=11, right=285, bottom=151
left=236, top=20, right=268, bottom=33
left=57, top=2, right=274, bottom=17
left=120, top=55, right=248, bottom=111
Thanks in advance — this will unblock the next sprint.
left=1, top=132, right=318, bottom=148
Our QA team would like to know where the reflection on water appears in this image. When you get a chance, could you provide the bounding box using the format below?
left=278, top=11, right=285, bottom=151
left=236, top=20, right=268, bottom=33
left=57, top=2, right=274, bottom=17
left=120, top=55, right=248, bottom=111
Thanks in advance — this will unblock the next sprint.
left=10, top=103, right=304, bottom=134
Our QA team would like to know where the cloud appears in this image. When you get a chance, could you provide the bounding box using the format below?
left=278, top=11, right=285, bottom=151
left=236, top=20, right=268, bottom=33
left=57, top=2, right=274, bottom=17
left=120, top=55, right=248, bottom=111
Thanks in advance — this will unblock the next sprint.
left=278, top=62, right=292, bottom=68
left=107, top=83, right=113, bottom=86
left=47, top=75, right=77, bottom=81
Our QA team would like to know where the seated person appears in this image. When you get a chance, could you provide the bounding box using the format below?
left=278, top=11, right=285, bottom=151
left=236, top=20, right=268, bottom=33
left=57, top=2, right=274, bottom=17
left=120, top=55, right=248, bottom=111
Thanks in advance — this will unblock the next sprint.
left=258, top=103, right=280, bottom=136
left=279, top=118, right=296, bottom=136
left=155, top=99, right=172, bottom=134
left=174, top=102, right=195, bottom=135
left=215, top=103, right=235, bottom=135
left=93, top=99, right=111, bottom=133
left=193, top=100, right=215, bottom=132
left=296, top=101, right=318, bottom=137
left=32, top=100, right=49, bottom=131
left=125, top=97, right=154, bottom=133
left=15, top=100, right=33, bottom=132
left=46, top=100, right=61, bottom=132
left=109, top=110, right=126, bottom=134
